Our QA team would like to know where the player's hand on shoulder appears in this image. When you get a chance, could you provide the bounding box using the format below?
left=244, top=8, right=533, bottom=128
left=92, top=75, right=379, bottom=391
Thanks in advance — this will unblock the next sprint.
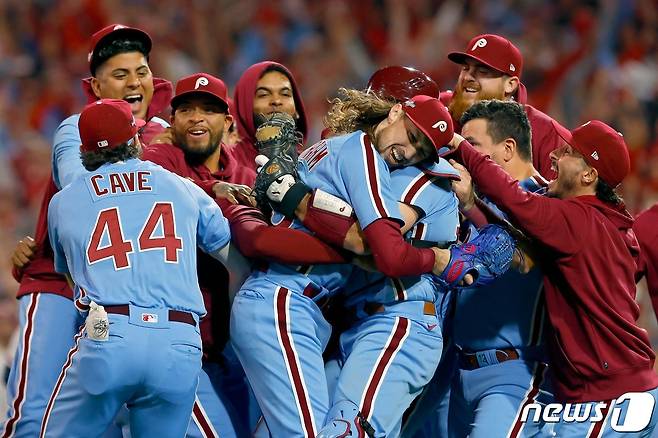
left=11, top=236, right=36, bottom=269
left=449, top=160, right=475, bottom=211
left=449, top=132, right=466, bottom=152
left=148, top=127, right=173, bottom=145
left=212, top=182, right=255, bottom=206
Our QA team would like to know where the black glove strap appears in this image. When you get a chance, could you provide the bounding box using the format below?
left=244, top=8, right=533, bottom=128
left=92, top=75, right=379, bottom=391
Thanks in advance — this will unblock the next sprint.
left=278, top=181, right=312, bottom=219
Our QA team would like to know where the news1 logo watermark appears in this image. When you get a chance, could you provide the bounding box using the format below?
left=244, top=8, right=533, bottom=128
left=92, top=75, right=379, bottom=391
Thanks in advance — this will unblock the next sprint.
left=520, top=392, right=655, bottom=432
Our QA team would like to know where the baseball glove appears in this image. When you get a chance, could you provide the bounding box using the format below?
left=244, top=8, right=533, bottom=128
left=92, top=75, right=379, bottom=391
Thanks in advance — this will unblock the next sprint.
left=252, top=112, right=302, bottom=208
left=436, top=224, right=516, bottom=288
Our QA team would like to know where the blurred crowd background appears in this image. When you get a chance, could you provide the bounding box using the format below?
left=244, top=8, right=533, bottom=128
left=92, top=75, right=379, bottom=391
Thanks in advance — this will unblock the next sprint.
left=0, top=0, right=657, bottom=396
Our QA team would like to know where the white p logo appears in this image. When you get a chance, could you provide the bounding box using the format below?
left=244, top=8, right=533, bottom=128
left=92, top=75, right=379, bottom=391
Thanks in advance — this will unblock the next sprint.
left=194, top=77, right=209, bottom=90
left=471, top=38, right=487, bottom=51
left=432, top=120, right=448, bottom=132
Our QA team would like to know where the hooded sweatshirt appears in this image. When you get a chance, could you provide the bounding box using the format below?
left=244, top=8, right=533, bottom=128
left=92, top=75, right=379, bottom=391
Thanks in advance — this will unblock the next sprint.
left=634, top=204, right=658, bottom=315
left=13, top=77, right=172, bottom=300
left=233, top=61, right=308, bottom=169
left=455, top=139, right=658, bottom=402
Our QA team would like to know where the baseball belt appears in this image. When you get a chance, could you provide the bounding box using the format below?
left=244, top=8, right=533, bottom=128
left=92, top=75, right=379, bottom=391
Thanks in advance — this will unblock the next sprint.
left=459, top=347, right=520, bottom=370
left=104, top=304, right=197, bottom=327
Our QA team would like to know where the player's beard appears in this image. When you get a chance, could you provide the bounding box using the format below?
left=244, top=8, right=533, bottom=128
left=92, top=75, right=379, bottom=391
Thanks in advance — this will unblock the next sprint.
left=173, top=129, right=222, bottom=165
left=448, top=81, right=507, bottom=124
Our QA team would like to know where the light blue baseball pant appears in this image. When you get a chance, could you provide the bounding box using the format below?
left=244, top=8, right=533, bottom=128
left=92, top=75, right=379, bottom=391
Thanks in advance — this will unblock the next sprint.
left=322, top=300, right=443, bottom=437
left=3, top=293, right=84, bottom=437
left=401, top=343, right=457, bottom=438
left=186, top=360, right=248, bottom=438
left=449, top=359, right=554, bottom=438
left=39, top=308, right=202, bottom=438
left=230, top=283, right=332, bottom=438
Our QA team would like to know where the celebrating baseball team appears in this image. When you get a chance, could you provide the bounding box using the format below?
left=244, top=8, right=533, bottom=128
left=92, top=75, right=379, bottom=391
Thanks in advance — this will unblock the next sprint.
left=3, top=21, right=658, bottom=438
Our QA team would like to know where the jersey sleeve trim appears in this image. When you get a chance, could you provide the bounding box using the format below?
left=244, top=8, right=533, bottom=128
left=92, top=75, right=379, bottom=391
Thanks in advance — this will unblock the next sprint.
left=360, top=133, right=392, bottom=220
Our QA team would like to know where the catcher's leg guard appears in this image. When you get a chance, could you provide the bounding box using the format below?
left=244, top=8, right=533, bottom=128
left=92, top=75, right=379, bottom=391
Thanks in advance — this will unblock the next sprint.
left=316, top=400, right=375, bottom=438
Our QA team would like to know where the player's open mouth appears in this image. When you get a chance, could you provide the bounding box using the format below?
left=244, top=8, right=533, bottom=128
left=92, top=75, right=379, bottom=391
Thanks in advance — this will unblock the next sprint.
left=188, top=128, right=208, bottom=138
left=390, top=147, right=405, bottom=164
left=123, top=94, right=143, bottom=104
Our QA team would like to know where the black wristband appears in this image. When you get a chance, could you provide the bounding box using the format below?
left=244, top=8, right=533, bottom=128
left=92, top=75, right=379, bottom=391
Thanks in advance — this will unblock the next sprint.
left=278, top=181, right=312, bottom=219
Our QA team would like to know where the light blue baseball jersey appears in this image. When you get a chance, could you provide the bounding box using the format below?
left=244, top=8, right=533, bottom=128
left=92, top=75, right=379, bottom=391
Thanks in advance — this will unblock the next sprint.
left=52, top=113, right=168, bottom=189
left=343, top=159, right=460, bottom=307
left=454, top=175, right=548, bottom=354
left=48, top=158, right=230, bottom=316
left=254, top=131, right=405, bottom=297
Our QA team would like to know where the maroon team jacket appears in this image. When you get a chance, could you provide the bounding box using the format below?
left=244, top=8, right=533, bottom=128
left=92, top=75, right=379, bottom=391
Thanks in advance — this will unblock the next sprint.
left=634, top=204, right=658, bottom=316
left=13, top=78, right=173, bottom=300
left=454, top=139, right=658, bottom=402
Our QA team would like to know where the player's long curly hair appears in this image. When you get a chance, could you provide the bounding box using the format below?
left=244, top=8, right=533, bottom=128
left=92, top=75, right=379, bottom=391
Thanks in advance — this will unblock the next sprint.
left=324, top=88, right=396, bottom=135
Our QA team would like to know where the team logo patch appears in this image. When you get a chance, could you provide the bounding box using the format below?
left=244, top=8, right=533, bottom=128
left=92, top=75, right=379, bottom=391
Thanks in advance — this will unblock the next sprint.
left=265, top=163, right=281, bottom=174
left=141, top=313, right=158, bottom=323
left=509, top=64, right=516, bottom=72
left=591, top=151, right=599, bottom=160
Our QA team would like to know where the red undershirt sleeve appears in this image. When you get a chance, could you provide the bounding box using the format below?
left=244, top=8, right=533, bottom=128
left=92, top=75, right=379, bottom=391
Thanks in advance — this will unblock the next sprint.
left=224, top=204, right=348, bottom=265
left=363, top=218, right=435, bottom=277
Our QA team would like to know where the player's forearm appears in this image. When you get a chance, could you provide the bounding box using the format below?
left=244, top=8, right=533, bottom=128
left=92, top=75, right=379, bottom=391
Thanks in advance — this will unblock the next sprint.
left=363, top=219, right=435, bottom=277
left=226, top=204, right=348, bottom=264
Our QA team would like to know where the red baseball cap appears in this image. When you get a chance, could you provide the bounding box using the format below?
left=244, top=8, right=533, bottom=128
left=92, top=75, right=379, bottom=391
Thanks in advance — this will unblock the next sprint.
left=88, top=24, right=152, bottom=75
left=551, top=119, right=630, bottom=187
left=448, top=34, right=523, bottom=78
left=171, top=73, right=229, bottom=110
left=402, top=95, right=454, bottom=160
left=367, top=66, right=441, bottom=101
left=80, top=99, right=146, bottom=153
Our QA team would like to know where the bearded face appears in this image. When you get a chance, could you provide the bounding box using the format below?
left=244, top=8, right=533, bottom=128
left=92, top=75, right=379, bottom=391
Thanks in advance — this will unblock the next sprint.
left=448, top=59, right=512, bottom=124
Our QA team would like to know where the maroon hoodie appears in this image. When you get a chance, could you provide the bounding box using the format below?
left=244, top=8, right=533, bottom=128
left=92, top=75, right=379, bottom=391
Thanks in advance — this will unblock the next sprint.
left=233, top=61, right=309, bottom=168
left=440, top=89, right=562, bottom=181
left=634, top=204, right=658, bottom=316
left=455, top=139, right=658, bottom=402
left=13, top=78, right=172, bottom=300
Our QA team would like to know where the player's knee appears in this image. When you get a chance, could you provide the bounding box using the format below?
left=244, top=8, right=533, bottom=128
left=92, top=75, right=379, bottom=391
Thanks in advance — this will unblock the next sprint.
left=316, top=399, right=375, bottom=438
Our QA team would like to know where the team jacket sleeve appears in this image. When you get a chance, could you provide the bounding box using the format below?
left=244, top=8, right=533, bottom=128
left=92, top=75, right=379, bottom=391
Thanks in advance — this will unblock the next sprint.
left=46, top=195, right=68, bottom=274
left=52, top=115, right=85, bottom=189
left=224, top=204, right=349, bottom=264
left=454, top=139, right=584, bottom=255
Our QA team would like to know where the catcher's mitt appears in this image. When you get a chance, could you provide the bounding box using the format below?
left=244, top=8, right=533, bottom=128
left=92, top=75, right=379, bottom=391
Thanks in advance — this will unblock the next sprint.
left=253, top=112, right=302, bottom=208
left=436, top=224, right=516, bottom=288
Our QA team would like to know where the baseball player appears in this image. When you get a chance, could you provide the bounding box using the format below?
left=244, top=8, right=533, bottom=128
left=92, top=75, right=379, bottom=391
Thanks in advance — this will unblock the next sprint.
left=448, top=100, right=554, bottom=438
left=317, top=158, right=461, bottom=438
left=233, top=61, right=308, bottom=170
left=634, top=204, right=658, bottom=316
left=447, top=119, right=658, bottom=436
left=40, top=98, right=247, bottom=437
left=443, top=33, right=566, bottom=180
left=141, top=72, right=351, bottom=437
left=4, top=24, right=171, bottom=438
left=312, top=68, right=458, bottom=437
left=232, top=88, right=514, bottom=437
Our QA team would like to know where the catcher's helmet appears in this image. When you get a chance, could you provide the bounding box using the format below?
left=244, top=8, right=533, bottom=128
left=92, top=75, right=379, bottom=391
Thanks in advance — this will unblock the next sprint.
left=366, top=66, right=441, bottom=101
